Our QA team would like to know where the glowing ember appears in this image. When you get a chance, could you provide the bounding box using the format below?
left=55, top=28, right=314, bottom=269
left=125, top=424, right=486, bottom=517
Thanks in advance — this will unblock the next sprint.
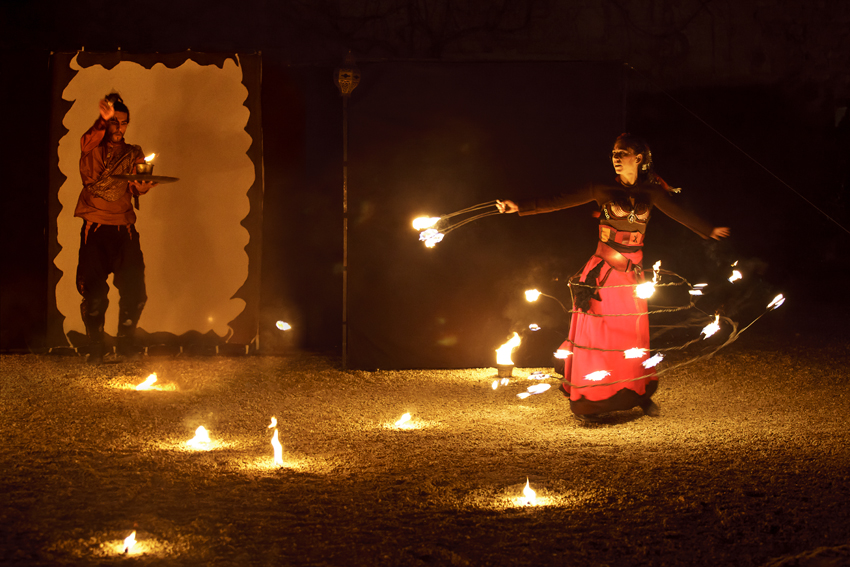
left=526, top=384, right=551, bottom=394
left=529, top=371, right=549, bottom=380
left=187, top=426, right=211, bottom=449
left=701, top=314, right=721, bottom=338
left=135, top=373, right=157, bottom=390
left=729, top=270, right=743, bottom=283
left=395, top=413, right=411, bottom=426
left=271, top=429, right=283, bottom=466
left=623, top=348, right=647, bottom=359
left=642, top=353, right=664, bottom=368
left=412, top=216, right=441, bottom=230
left=585, top=370, right=611, bottom=382
left=495, top=333, right=521, bottom=365
left=123, top=531, right=136, bottom=553
left=516, top=392, right=531, bottom=399
left=554, top=349, right=572, bottom=359
left=144, top=153, right=156, bottom=162
left=275, top=321, right=292, bottom=331
left=522, top=478, right=537, bottom=506
left=525, top=289, right=541, bottom=302
left=268, top=417, right=277, bottom=428
left=767, top=293, right=785, bottom=310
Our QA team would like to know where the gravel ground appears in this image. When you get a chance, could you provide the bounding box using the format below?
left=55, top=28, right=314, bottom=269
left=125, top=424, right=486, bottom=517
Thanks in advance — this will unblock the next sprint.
left=1, top=334, right=849, bottom=566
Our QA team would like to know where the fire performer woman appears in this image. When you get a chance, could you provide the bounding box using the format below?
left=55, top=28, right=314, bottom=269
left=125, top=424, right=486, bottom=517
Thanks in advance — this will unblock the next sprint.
left=75, top=93, right=157, bottom=363
left=497, top=134, right=729, bottom=420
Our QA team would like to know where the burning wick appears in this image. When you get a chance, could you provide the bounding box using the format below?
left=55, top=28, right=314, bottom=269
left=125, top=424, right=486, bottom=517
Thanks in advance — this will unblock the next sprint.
left=395, top=413, right=412, bottom=427
left=767, top=293, right=785, bottom=310
left=144, top=153, right=156, bottom=163
left=522, top=478, right=537, bottom=506
left=635, top=260, right=662, bottom=299
left=623, top=348, right=647, bottom=359
left=585, top=370, right=611, bottom=382
left=135, top=373, right=157, bottom=390
left=701, top=314, right=721, bottom=338
left=642, top=353, right=664, bottom=368
left=187, top=426, right=211, bottom=449
left=123, top=531, right=136, bottom=554
left=271, top=429, right=283, bottom=466
left=275, top=321, right=292, bottom=331
left=412, top=216, right=441, bottom=230
left=525, top=289, right=541, bottom=302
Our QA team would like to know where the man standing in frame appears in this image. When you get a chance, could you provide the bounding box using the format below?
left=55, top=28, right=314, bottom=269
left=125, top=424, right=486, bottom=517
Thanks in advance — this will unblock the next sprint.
left=75, top=93, right=157, bottom=363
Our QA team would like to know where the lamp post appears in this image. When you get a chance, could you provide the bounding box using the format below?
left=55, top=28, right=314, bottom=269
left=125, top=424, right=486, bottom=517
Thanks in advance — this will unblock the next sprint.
left=334, top=51, right=360, bottom=370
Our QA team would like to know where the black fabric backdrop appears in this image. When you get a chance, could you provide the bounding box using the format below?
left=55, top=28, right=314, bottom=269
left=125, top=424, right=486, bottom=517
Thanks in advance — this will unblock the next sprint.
left=345, top=62, right=623, bottom=369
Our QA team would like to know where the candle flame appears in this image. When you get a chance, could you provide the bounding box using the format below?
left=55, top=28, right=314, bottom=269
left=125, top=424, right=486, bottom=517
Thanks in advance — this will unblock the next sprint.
left=271, top=429, right=283, bottom=466
left=495, top=332, right=521, bottom=365
left=123, top=531, right=136, bottom=553
left=275, top=321, right=292, bottom=331
left=268, top=417, right=277, bottom=429
left=585, top=370, right=611, bottom=382
left=525, top=289, right=541, bottom=302
left=395, top=413, right=411, bottom=426
left=701, top=314, right=721, bottom=338
left=642, top=353, right=664, bottom=368
left=412, top=216, right=441, bottom=230
left=767, top=293, right=785, bottom=310
left=187, top=426, right=211, bottom=448
left=135, top=373, right=157, bottom=390
left=144, top=153, right=156, bottom=162
left=554, top=349, right=572, bottom=359
left=523, top=478, right=537, bottom=505
left=623, top=348, right=647, bottom=359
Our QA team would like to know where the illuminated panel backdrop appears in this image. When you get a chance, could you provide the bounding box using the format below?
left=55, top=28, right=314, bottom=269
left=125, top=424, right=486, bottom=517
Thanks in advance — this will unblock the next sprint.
left=48, top=52, right=263, bottom=348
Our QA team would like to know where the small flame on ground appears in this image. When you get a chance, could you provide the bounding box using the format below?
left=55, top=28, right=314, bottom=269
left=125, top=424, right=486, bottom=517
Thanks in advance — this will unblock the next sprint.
left=623, top=348, right=647, bottom=359
left=268, top=417, right=277, bottom=429
left=271, top=429, right=283, bottom=466
left=187, top=426, right=211, bottom=449
left=528, top=323, right=541, bottom=331
left=275, top=321, right=292, bottom=331
left=554, top=349, right=573, bottom=359
left=123, top=531, right=136, bottom=553
left=412, top=216, right=441, bottom=230
left=701, top=314, right=721, bottom=338
left=395, top=413, right=411, bottom=427
left=767, top=293, right=785, bottom=310
left=729, top=270, right=743, bottom=283
left=585, top=370, right=611, bottom=382
left=525, top=289, right=541, bottom=302
left=642, top=353, right=664, bottom=368
left=496, top=333, right=521, bottom=365
left=144, top=153, right=156, bottom=162
left=526, top=384, right=551, bottom=394
left=135, top=373, right=157, bottom=390
left=522, top=478, right=537, bottom=506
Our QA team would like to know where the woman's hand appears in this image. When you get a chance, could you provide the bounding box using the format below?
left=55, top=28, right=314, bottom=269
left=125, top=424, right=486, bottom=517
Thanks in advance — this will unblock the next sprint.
left=497, top=200, right=519, bottom=214
left=710, top=227, right=730, bottom=240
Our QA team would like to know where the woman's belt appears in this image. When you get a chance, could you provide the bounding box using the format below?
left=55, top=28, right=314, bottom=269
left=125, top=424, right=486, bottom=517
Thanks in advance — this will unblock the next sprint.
left=599, top=225, right=644, bottom=247
left=593, top=241, right=642, bottom=273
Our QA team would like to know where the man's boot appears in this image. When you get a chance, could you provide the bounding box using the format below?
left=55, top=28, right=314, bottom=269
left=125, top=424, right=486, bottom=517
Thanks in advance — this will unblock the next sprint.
left=116, top=312, right=141, bottom=359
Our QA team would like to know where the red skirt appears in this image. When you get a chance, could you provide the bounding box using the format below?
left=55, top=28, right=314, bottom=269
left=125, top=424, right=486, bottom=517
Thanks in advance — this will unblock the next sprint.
left=561, top=243, right=657, bottom=415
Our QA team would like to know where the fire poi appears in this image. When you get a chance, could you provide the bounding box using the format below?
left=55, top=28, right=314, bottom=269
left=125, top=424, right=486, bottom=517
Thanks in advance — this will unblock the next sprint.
left=412, top=201, right=502, bottom=248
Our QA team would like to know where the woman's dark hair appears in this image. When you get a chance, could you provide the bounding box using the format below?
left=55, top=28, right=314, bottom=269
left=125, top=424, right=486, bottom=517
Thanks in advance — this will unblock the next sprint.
left=615, top=133, right=678, bottom=192
left=105, top=92, right=130, bottom=120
